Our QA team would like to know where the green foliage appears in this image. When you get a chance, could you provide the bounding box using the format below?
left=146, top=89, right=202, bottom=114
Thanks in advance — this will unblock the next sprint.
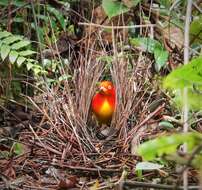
left=0, top=31, right=47, bottom=102
left=47, top=5, right=67, bottom=31
left=159, top=0, right=172, bottom=8
left=0, top=0, right=27, bottom=7
left=135, top=161, right=164, bottom=171
left=1, top=44, right=10, bottom=61
left=13, top=142, right=24, bottom=155
left=190, top=16, right=202, bottom=45
left=0, top=31, right=36, bottom=66
left=158, top=121, right=174, bottom=129
left=130, top=37, right=168, bottom=71
left=192, top=154, right=202, bottom=169
left=138, top=132, right=202, bottom=161
left=163, top=56, right=202, bottom=110
left=102, top=0, right=141, bottom=18
left=0, top=1, right=68, bottom=44
left=102, top=0, right=129, bottom=19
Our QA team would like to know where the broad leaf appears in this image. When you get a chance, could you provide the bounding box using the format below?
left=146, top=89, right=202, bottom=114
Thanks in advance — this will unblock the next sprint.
left=17, top=56, right=26, bottom=67
left=138, top=132, right=202, bottom=161
left=12, top=0, right=28, bottom=7
left=130, top=37, right=168, bottom=71
left=154, top=46, right=169, bottom=71
left=159, top=0, right=172, bottom=8
left=19, top=50, right=36, bottom=56
left=13, top=142, right=24, bottom=155
left=158, top=121, right=174, bottom=129
left=190, top=16, right=202, bottom=45
left=163, top=57, right=202, bottom=90
left=26, top=62, right=34, bottom=71
left=0, top=31, right=11, bottom=39
left=172, top=89, right=202, bottom=110
left=102, top=0, right=129, bottom=19
left=26, top=58, right=36, bottom=63
left=0, top=0, right=9, bottom=6
left=11, top=40, right=31, bottom=50
left=9, top=50, right=18, bottom=64
left=130, top=38, right=160, bottom=53
left=1, top=44, right=10, bottom=61
left=136, top=162, right=164, bottom=171
left=47, top=6, right=66, bottom=30
left=163, top=57, right=202, bottom=109
left=2, top=35, right=22, bottom=45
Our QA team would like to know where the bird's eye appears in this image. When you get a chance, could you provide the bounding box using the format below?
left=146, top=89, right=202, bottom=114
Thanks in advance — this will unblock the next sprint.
left=108, top=85, right=112, bottom=89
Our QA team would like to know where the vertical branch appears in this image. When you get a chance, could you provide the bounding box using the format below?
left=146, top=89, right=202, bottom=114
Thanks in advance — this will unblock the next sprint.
left=30, top=1, right=43, bottom=61
left=183, top=0, right=192, bottom=190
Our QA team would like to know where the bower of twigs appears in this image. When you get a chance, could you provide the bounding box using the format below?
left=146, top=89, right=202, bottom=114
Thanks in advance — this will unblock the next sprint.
left=0, top=5, right=200, bottom=190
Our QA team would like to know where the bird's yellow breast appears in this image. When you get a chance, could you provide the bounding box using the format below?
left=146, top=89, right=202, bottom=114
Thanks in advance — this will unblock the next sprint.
left=99, top=100, right=113, bottom=117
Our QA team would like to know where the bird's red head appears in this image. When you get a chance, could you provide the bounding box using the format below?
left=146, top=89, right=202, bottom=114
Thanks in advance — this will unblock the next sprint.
left=98, top=81, right=115, bottom=96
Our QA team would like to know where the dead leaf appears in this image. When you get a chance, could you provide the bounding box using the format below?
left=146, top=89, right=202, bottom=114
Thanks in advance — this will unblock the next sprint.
left=163, top=26, right=184, bottom=49
left=57, top=176, right=78, bottom=190
left=90, top=180, right=99, bottom=190
left=4, top=166, right=16, bottom=179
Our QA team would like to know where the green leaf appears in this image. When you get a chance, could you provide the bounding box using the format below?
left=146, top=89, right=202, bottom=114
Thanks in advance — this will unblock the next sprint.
left=13, top=142, right=24, bottom=155
left=19, top=50, right=36, bottom=56
left=1, top=44, right=10, bottom=61
left=31, top=23, right=44, bottom=43
left=13, top=0, right=27, bottom=7
left=2, top=35, right=22, bottom=45
left=0, top=0, right=9, bottom=6
left=172, top=89, right=202, bottom=110
left=17, top=56, right=26, bottom=67
left=158, top=121, right=174, bottom=129
left=154, top=46, right=169, bottom=71
left=0, top=31, right=11, bottom=39
left=130, top=37, right=168, bottom=71
left=47, top=6, right=66, bottom=30
left=190, top=16, right=202, bottom=45
left=0, top=0, right=28, bottom=6
left=11, top=40, right=31, bottom=50
left=136, top=162, right=164, bottom=171
left=67, top=24, right=75, bottom=36
left=26, top=62, right=34, bottom=71
left=164, top=56, right=202, bottom=88
left=159, top=0, right=172, bottom=8
left=163, top=56, right=202, bottom=89
left=192, top=154, right=202, bottom=169
left=26, top=58, right=37, bottom=63
left=102, top=0, right=129, bottom=19
left=9, top=50, right=18, bottom=64
left=58, top=74, right=72, bottom=81
left=37, top=14, right=49, bottom=22
left=33, top=67, right=42, bottom=75
left=13, top=17, right=24, bottom=23
left=138, top=132, right=202, bottom=161
left=130, top=38, right=160, bottom=53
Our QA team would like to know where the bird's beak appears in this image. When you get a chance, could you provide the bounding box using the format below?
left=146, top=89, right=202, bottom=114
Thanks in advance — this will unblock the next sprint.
left=99, top=86, right=107, bottom=93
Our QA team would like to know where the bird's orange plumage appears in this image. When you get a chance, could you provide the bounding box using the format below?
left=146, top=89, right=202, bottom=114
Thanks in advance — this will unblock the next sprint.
left=91, top=81, right=116, bottom=124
